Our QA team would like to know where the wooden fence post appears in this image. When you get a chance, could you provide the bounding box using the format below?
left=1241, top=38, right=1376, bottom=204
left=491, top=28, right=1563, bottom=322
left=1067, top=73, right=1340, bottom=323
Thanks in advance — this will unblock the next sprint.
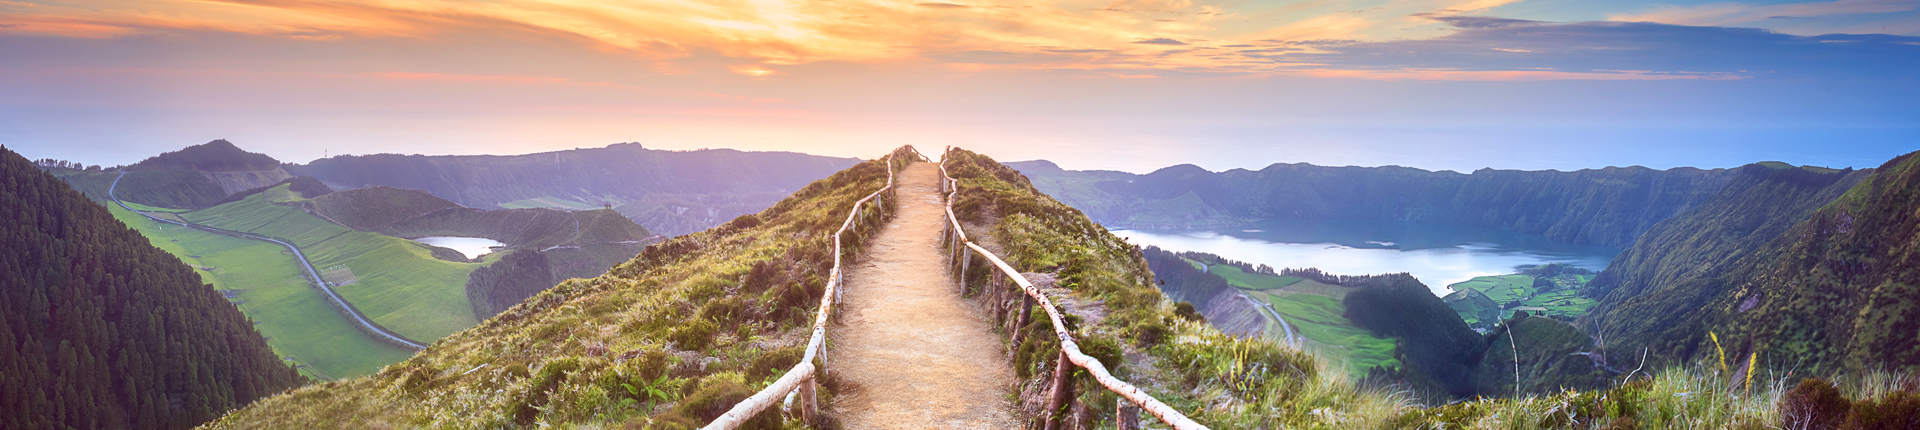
left=1116, top=398, right=1141, bottom=430
left=960, top=252, right=972, bottom=295
left=1044, top=349, right=1077, bottom=430
left=1010, top=294, right=1033, bottom=351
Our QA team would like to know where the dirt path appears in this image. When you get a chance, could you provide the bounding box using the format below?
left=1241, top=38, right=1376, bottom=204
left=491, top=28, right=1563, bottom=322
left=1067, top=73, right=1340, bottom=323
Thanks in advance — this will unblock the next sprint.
left=827, top=162, right=1018, bottom=429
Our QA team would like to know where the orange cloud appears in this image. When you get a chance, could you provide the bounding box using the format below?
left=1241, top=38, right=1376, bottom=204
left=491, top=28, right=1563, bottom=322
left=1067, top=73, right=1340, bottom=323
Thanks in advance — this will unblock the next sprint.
left=1284, top=68, right=1747, bottom=81
left=1, top=0, right=1792, bottom=81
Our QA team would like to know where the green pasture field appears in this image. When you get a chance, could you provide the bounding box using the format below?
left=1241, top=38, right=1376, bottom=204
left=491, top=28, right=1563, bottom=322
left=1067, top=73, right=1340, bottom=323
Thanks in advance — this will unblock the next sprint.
left=119, top=200, right=190, bottom=213
left=1448, top=274, right=1535, bottom=303
left=109, top=205, right=416, bottom=380
left=1191, top=259, right=1394, bottom=375
left=1520, top=289, right=1596, bottom=319
left=184, top=184, right=496, bottom=341
left=1245, top=290, right=1399, bottom=376
left=498, top=196, right=597, bottom=210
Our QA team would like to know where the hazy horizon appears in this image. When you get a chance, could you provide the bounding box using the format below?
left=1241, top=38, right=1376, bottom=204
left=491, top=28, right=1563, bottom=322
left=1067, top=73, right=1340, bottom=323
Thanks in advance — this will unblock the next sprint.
left=5, top=0, right=1916, bottom=173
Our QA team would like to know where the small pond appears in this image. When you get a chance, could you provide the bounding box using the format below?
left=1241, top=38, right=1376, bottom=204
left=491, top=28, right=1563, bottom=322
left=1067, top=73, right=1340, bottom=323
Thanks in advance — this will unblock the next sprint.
left=411, top=236, right=507, bottom=260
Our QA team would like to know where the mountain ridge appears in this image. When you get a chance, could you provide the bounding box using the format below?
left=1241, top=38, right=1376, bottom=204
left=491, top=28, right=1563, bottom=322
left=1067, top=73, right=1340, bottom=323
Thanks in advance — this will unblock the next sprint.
left=1008, top=159, right=1737, bottom=247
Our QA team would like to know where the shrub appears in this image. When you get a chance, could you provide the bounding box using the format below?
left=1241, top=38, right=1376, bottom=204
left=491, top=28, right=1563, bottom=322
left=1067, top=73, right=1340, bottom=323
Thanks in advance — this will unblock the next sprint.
left=1132, top=320, right=1169, bottom=347
left=698, top=296, right=749, bottom=326
left=1840, top=390, right=1920, bottom=430
left=746, top=346, right=805, bottom=382
left=671, top=320, right=719, bottom=351
left=724, top=213, right=762, bottom=231
left=669, top=372, right=779, bottom=429
left=1782, top=378, right=1852, bottom=430
left=1172, top=301, right=1203, bottom=322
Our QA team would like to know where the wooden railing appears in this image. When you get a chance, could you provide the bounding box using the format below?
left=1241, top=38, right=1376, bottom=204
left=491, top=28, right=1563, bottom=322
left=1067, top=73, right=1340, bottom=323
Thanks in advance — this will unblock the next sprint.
left=939, top=148, right=1209, bottom=430
left=702, top=146, right=919, bottom=429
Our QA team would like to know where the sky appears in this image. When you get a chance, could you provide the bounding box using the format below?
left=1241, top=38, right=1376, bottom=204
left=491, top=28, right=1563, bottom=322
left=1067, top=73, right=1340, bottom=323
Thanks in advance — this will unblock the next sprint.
left=2, top=0, right=1916, bottom=174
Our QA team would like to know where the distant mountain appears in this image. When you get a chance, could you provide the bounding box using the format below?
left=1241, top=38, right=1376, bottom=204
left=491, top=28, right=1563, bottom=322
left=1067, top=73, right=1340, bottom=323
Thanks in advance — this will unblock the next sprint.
left=0, top=147, right=303, bottom=429
left=53, top=139, right=294, bottom=209
left=1587, top=152, right=1920, bottom=375
left=127, top=139, right=281, bottom=172
left=1007, top=160, right=1734, bottom=248
left=289, top=143, right=862, bottom=236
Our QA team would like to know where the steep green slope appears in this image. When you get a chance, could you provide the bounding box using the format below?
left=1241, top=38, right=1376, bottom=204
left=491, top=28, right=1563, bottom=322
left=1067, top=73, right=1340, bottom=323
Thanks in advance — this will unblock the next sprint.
left=1593, top=151, right=1920, bottom=375
left=204, top=148, right=914, bottom=429
left=1585, top=163, right=1869, bottom=321
left=289, top=143, right=861, bottom=236
left=1008, top=160, right=1734, bottom=248
left=0, top=147, right=304, bottom=429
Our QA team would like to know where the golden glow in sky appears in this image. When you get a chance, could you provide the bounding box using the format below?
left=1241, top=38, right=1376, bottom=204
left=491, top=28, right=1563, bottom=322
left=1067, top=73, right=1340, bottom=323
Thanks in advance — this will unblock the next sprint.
left=1, top=0, right=1916, bottom=173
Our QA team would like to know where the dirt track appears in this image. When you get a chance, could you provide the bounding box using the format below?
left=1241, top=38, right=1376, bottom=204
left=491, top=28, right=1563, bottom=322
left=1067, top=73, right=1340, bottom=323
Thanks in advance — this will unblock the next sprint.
left=826, top=162, right=1018, bottom=429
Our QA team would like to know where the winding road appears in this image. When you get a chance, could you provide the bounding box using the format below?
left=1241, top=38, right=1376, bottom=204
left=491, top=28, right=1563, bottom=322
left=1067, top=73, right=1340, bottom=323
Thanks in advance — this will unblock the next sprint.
left=111, top=173, right=427, bottom=349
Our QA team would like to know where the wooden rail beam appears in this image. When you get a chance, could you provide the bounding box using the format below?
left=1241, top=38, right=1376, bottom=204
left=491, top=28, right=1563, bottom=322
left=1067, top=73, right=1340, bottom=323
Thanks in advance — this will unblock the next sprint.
left=941, top=149, right=1210, bottom=430
left=705, top=147, right=913, bottom=430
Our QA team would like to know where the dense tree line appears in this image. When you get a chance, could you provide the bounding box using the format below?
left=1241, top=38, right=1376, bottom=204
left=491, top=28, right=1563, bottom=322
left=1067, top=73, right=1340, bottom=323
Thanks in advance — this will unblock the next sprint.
left=1139, top=246, right=1231, bottom=306
left=465, top=251, right=557, bottom=319
left=0, top=147, right=304, bottom=429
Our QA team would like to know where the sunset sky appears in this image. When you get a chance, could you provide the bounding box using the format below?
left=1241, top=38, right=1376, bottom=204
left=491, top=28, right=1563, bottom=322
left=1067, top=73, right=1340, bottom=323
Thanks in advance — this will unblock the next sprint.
left=3, top=0, right=1916, bottom=173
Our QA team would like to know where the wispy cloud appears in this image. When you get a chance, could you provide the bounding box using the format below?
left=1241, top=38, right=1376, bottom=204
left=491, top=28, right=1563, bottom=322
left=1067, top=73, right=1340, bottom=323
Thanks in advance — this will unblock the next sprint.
left=1609, top=0, right=1920, bottom=27
left=1132, top=37, right=1188, bottom=45
left=1284, top=20, right=1920, bottom=79
left=2, top=0, right=1916, bottom=81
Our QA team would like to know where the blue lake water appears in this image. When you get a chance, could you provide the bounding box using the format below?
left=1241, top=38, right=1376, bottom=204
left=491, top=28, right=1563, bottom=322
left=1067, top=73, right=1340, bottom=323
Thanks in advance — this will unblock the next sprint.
left=411, top=236, right=506, bottom=260
left=1117, top=219, right=1620, bottom=296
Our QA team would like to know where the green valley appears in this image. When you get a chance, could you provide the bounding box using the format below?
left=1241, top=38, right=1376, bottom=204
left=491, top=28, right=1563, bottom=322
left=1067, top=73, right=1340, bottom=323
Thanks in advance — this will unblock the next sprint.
left=108, top=204, right=416, bottom=379
left=1441, top=264, right=1598, bottom=328
left=179, top=183, right=493, bottom=341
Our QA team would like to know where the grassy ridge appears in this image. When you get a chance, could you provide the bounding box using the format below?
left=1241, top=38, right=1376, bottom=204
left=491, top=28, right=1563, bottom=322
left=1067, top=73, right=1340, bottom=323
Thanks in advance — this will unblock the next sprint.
left=183, top=184, right=490, bottom=341
left=109, top=204, right=415, bottom=380
left=204, top=148, right=913, bottom=429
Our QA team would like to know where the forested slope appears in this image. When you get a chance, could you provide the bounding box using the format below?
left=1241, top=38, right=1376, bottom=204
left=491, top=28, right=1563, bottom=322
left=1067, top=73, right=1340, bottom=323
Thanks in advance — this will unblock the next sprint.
left=1584, top=163, right=1869, bottom=321
left=0, top=147, right=304, bottom=429
left=1592, top=151, right=1920, bottom=375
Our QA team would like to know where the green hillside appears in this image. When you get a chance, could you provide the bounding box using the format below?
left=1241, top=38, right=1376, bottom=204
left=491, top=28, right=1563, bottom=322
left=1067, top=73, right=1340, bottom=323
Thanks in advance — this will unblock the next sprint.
left=205, top=148, right=915, bottom=429
left=181, top=184, right=492, bottom=341
left=1592, top=151, right=1920, bottom=375
left=0, top=148, right=304, bottom=429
